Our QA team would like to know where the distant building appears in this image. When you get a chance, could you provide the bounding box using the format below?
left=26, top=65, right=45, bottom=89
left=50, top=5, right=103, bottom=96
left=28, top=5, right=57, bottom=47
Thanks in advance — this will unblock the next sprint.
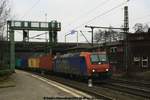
left=91, top=32, right=150, bottom=73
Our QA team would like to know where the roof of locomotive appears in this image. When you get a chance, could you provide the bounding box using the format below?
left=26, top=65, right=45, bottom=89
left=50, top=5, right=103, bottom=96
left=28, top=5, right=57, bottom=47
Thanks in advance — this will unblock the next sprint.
left=55, top=51, right=106, bottom=59
left=91, top=51, right=106, bottom=55
left=55, top=52, right=88, bottom=58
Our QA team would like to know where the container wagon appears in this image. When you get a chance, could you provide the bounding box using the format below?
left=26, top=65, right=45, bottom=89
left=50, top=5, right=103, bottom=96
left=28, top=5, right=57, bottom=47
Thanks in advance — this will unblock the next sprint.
left=39, top=54, right=53, bottom=71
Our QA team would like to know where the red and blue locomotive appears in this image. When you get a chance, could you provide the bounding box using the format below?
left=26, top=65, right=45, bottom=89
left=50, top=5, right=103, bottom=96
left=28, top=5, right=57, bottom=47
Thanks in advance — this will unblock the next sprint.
left=53, top=52, right=111, bottom=79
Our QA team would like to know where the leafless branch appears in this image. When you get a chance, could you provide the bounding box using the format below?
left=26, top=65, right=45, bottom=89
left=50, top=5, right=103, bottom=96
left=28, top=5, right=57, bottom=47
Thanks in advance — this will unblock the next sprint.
left=0, top=0, right=11, bottom=40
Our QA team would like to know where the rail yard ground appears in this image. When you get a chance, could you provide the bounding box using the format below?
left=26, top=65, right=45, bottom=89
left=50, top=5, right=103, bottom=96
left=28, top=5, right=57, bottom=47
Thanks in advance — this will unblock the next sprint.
left=0, top=70, right=92, bottom=100
left=112, top=70, right=150, bottom=82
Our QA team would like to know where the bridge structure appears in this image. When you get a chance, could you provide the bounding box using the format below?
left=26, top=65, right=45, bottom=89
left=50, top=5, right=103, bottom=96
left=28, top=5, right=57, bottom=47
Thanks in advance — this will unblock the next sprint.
left=7, top=20, right=61, bottom=71
left=14, top=42, right=90, bottom=52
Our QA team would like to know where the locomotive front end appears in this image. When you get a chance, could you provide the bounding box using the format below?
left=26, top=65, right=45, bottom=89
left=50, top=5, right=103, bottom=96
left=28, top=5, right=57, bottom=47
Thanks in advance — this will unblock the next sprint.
left=89, top=52, right=112, bottom=79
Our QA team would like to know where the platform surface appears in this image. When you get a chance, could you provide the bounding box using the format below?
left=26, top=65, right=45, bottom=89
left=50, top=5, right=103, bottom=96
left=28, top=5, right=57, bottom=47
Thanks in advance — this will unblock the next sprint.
left=0, top=70, right=75, bottom=100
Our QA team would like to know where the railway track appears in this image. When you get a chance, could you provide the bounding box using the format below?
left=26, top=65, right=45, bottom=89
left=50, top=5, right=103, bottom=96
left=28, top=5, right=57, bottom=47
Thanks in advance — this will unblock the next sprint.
left=110, top=78, right=150, bottom=88
left=26, top=70, right=149, bottom=99
left=29, top=71, right=114, bottom=100
left=95, top=79, right=150, bottom=99
left=101, top=83, right=150, bottom=99
left=40, top=76, right=114, bottom=100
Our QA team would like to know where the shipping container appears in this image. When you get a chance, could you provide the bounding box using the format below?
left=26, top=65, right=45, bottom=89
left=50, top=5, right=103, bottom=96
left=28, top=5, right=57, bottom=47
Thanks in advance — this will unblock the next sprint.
left=39, top=54, right=53, bottom=71
left=35, top=57, right=40, bottom=68
left=28, top=58, right=33, bottom=68
left=21, top=58, right=28, bottom=68
left=15, top=58, right=21, bottom=68
left=28, top=53, right=41, bottom=68
left=32, top=58, right=37, bottom=68
left=28, top=58, right=36, bottom=68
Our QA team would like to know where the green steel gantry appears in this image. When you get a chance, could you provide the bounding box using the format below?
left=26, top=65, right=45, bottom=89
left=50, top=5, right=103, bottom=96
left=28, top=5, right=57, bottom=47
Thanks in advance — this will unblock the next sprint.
left=7, top=20, right=61, bottom=71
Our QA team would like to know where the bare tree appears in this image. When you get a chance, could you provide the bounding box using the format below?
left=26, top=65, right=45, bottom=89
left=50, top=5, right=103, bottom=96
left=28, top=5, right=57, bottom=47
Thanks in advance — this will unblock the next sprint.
left=143, top=24, right=149, bottom=32
left=109, top=29, right=124, bottom=41
left=0, top=0, right=10, bottom=40
left=133, top=23, right=149, bottom=33
left=94, top=28, right=123, bottom=44
left=94, top=29, right=105, bottom=43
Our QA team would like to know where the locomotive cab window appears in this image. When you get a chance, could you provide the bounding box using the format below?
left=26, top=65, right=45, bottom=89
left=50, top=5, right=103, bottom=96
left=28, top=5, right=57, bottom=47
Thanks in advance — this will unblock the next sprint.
left=90, top=54, right=107, bottom=64
left=99, top=55, right=107, bottom=62
left=91, top=55, right=99, bottom=63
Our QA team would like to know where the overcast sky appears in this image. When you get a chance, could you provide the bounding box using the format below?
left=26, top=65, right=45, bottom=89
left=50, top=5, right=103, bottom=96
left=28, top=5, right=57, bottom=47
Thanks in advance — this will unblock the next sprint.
left=11, top=0, right=150, bottom=42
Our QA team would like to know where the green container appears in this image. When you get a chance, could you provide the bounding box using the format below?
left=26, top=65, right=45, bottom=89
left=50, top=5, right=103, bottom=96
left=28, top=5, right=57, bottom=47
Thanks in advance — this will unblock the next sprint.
left=15, top=58, right=21, bottom=68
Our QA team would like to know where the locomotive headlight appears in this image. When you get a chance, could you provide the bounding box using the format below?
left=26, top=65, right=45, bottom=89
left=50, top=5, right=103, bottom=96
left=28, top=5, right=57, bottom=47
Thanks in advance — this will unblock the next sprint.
left=92, top=69, right=95, bottom=72
left=106, top=69, right=109, bottom=71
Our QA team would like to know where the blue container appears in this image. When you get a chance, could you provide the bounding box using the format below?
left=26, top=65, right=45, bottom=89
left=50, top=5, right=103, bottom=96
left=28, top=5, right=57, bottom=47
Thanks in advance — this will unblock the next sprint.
left=20, top=58, right=28, bottom=68
left=15, top=57, right=28, bottom=69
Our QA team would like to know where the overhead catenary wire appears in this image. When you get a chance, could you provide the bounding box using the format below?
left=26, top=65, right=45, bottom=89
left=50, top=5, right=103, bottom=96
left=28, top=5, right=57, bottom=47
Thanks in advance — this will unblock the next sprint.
left=63, top=1, right=128, bottom=43
left=33, top=37, right=46, bottom=40
left=80, top=31, right=92, bottom=47
left=130, top=13, right=150, bottom=27
left=133, top=13, right=150, bottom=22
left=64, top=0, right=129, bottom=43
left=21, top=0, right=41, bottom=19
left=15, top=31, right=46, bottom=38
left=72, top=1, right=128, bottom=31
left=29, top=32, right=47, bottom=39
left=64, top=0, right=112, bottom=28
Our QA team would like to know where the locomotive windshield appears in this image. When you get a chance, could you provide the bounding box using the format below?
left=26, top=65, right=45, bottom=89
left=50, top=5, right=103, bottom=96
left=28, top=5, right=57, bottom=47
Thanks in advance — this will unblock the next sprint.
left=90, top=54, right=107, bottom=64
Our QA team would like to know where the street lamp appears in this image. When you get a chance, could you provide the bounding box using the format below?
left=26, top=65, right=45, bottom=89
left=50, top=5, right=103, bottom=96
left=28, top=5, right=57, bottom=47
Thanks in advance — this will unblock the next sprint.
left=65, top=33, right=70, bottom=43
left=65, top=30, right=78, bottom=46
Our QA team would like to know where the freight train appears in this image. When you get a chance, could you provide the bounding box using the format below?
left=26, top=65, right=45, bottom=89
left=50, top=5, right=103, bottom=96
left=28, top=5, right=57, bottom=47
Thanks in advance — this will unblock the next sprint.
left=15, top=52, right=112, bottom=80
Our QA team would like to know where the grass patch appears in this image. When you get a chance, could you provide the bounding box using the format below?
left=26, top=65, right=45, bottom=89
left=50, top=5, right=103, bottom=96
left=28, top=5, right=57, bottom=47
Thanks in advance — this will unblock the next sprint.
left=0, top=69, right=14, bottom=76
left=0, top=71, right=16, bottom=88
